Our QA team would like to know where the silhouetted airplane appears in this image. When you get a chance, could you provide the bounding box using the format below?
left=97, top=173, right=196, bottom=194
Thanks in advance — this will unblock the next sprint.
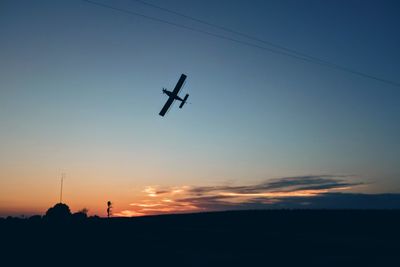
left=159, top=74, right=189, bottom=117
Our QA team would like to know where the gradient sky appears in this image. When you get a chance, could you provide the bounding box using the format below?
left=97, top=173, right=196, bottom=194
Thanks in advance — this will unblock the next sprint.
left=1, top=0, right=399, bottom=217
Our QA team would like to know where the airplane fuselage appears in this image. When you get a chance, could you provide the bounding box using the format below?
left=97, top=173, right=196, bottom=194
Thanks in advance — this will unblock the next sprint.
left=163, top=89, right=183, bottom=101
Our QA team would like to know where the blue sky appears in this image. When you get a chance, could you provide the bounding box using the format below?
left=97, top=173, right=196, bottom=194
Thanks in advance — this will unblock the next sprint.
left=0, top=0, right=399, bottom=216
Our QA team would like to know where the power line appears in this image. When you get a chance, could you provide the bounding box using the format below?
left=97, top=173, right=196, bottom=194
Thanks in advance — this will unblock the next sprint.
left=132, top=0, right=400, bottom=88
left=132, top=0, right=327, bottom=62
left=82, top=1, right=322, bottom=62
left=82, top=0, right=400, bottom=88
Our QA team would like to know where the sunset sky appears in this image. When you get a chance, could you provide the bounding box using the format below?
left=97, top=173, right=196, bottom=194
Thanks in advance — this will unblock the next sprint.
left=1, top=0, right=399, bottom=217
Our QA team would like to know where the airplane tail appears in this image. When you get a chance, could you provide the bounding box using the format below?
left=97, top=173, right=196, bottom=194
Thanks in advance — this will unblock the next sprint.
left=179, top=94, right=189, bottom=108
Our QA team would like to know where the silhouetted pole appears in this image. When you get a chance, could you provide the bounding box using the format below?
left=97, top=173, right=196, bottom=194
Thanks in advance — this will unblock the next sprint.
left=60, top=173, right=65, bottom=203
left=107, top=201, right=112, bottom=218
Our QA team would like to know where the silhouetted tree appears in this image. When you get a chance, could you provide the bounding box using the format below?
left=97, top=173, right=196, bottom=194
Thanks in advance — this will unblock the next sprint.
left=72, top=208, right=88, bottom=221
left=44, top=203, right=71, bottom=222
left=79, top=208, right=89, bottom=215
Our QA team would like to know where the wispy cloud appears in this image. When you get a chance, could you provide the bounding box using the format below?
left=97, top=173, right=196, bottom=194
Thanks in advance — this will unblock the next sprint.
left=113, top=175, right=364, bottom=217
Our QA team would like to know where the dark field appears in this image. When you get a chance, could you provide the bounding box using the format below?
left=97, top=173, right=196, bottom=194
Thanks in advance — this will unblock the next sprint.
left=1, top=210, right=399, bottom=266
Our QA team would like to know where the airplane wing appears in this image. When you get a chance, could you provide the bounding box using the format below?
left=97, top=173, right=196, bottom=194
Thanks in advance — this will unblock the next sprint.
left=171, top=74, right=187, bottom=96
left=159, top=96, right=175, bottom=117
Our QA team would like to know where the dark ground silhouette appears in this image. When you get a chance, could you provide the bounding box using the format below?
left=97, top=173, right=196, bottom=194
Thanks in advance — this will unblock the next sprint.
left=1, top=210, right=399, bottom=266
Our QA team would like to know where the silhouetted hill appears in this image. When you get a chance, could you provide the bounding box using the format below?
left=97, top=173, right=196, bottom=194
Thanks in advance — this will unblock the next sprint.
left=1, top=210, right=399, bottom=266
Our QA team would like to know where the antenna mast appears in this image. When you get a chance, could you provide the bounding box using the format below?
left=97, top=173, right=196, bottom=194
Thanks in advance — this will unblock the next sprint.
left=60, top=173, right=65, bottom=203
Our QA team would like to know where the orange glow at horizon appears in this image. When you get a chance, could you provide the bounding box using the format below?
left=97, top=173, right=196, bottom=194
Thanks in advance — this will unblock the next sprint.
left=219, top=187, right=353, bottom=198
left=112, top=184, right=356, bottom=217
left=0, top=169, right=361, bottom=218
